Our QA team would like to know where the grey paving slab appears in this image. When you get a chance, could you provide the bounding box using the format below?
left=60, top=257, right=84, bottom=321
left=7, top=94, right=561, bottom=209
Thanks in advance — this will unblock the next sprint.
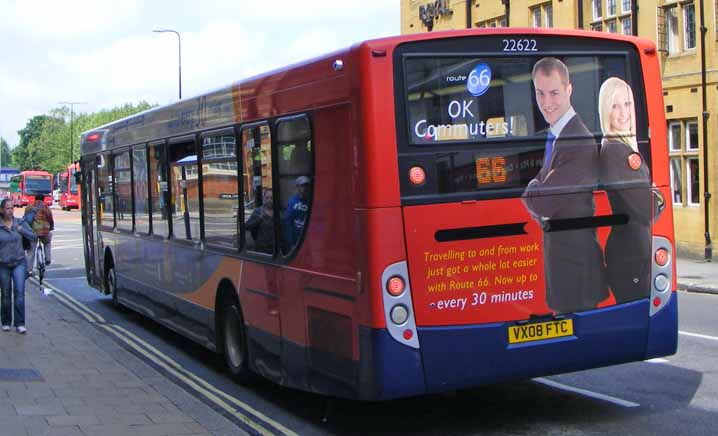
left=0, top=283, right=242, bottom=436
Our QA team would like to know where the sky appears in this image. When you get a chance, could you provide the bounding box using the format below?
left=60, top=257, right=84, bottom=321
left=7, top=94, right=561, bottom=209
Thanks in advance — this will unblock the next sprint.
left=0, top=0, right=400, bottom=148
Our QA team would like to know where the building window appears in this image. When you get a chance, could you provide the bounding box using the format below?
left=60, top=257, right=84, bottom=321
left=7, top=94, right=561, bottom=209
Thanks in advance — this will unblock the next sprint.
left=668, top=122, right=681, bottom=152
left=591, top=22, right=603, bottom=32
left=607, top=0, right=617, bottom=16
left=670, top=158, right=682, bottom=204
left=593, top=0, right=603, bottom=19
left=622, top=16, right=632, bottom=34
left=683, top=2, right=696, bottom=49
left=665, top=6, right=679, bottom=53
left=606, top=19, right=617, bottom=32
left=686, top=121, right=699, bottom=150
left=544, top=4, right=553, bottom=27
left=622, top=0, right=632, bottom=13
left=668, top=119, right=701, bottom=206
left=532, top=7, right=541, bottom=27
left=477, top=16, right=506, bottom=28
left=687, top=157, right=700, bottom=205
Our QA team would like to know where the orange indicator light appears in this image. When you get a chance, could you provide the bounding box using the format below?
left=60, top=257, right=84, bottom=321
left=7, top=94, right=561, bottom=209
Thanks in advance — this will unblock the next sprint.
left=387, top=276, right=405, bottom=296
left=655, top=248, right=669, bottom=266
left=409, top=166, right=426, bottom=185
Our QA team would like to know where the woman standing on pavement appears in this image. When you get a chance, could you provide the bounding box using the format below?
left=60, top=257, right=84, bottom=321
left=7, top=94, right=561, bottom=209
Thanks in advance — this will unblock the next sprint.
left=0, top=198, right=37, bottom=333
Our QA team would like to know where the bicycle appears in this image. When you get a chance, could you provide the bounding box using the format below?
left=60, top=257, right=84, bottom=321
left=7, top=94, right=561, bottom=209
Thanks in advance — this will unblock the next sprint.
left=33, top=238, right=47, bottom=287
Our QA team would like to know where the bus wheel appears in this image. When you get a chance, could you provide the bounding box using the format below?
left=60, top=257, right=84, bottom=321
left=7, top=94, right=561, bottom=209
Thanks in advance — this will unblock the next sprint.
left=222, top=302, right=252, bottom=382
left=106, top=264, right=120, bottom=308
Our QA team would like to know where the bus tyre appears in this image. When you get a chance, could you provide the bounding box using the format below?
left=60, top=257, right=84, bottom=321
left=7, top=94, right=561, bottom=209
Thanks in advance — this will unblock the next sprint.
left=222, top=302, right=252, bottom=382
left=106, top=265, right=120, bottom=308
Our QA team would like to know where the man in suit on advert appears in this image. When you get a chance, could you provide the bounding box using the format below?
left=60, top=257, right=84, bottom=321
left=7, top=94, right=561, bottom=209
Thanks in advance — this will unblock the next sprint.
left=522, top=57, right=607, bottom=314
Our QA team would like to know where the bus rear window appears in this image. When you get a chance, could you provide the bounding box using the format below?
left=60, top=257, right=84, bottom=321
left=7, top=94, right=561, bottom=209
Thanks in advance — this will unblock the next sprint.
left=395, top=37, right=649, bottom=201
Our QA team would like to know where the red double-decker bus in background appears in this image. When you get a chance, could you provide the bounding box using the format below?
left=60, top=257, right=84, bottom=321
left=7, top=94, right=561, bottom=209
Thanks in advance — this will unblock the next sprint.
left=79, top=28, right=677, bottom=400
left=59, top=162, right=81, bottom=210
left=8, top=170, right=53, bottom=207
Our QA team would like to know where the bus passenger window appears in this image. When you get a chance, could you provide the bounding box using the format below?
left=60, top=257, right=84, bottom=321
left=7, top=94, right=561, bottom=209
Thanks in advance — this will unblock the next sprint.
left=276, top=117, right=313, bottom=256
left=242, top=124, right=274, bottom=255
left=169, top=140, right=200, bottom=242
left=201, top=133, right=239, bottom=249
left=97, top=153, right=114, bottom=228
left=133, top=146, right=150, bottom=234
left=149, top=143, right=169, bottom=238
left=114, top=151, right=133, bottom=231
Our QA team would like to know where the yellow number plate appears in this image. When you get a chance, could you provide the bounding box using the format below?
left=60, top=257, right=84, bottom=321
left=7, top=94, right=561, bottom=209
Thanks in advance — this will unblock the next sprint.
left=508, top=319, right=574, bottom=344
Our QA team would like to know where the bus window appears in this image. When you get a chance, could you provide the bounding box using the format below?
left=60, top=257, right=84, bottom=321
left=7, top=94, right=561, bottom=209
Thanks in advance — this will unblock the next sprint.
left=97, top=153, right=114, bottom=228
left=149, top=143, right=169, bottom=238
left=242, top=124, right=273, bottom=255
left=276, top=116, right=313, bottom=256
left=133, top=146, right=150, bottom=234
left=114, top=151, right=133, bottom=231
left=169, top=140, right=200, bottom=242
left=201, top=132, right=239, bottom=249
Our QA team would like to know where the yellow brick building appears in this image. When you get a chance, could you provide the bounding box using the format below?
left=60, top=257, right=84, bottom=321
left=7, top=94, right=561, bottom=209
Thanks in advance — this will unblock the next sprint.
left=401, top=0, right=718, bottom=258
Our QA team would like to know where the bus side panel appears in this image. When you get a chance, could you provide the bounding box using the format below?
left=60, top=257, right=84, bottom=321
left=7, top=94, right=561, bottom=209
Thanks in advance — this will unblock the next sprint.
left=419, top=300, right=648, bottom=392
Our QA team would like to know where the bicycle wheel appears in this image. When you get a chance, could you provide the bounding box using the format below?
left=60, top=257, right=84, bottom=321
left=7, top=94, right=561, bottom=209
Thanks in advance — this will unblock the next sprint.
left=36, top=242, right=46, bottom=283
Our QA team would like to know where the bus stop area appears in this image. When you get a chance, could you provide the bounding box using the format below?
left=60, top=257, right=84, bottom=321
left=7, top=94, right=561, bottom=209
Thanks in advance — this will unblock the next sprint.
left=0, top=283, right=245, bottom=436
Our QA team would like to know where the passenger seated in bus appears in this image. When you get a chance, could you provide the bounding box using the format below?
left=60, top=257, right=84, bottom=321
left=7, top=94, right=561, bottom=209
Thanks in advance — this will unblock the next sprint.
left=284, top=176, right=311, bottom=251
left=598, top=77, right=651, bottom=304
left=245, top=188, right=274, bottom=254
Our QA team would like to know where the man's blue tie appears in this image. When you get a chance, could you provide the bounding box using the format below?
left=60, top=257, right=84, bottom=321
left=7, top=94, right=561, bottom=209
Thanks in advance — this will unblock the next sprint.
left=543, top=131, right=556, bottom=169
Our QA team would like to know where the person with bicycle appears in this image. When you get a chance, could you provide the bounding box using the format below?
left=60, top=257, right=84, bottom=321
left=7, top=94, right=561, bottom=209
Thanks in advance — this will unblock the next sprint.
left=0, top=198, right=37, bottom=334
left=24, top=194, right=54, bottom=277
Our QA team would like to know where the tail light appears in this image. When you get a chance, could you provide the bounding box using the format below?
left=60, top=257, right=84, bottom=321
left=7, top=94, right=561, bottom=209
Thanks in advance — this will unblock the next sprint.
left=381, top=261, right=419, bottom=349
left=650, top=237, right=673, bottom=316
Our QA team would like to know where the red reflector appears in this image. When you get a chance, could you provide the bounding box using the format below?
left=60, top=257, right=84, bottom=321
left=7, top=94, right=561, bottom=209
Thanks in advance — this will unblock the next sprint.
left=409, top=166, right=426, bottom=185
left=653, top=297, right=662, bottom=307
left=655, top=248, right=669, bottom=266
left=628, top=153, right=642, bottom=170
left=387, top=276, right=405, bottom=296
left=403, top=329, right=413, bottom=340
left=87, top=133, right=100, bottom=141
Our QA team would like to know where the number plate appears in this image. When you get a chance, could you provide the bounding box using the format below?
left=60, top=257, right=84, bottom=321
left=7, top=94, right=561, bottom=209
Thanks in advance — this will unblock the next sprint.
left=508, top=319, right=573, bottom=344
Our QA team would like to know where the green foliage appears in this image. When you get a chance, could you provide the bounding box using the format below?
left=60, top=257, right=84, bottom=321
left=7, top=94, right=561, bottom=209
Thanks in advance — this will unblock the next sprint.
left=12, top=102, right=155, bottom=173
left=0, top=137, right=10, bottom=167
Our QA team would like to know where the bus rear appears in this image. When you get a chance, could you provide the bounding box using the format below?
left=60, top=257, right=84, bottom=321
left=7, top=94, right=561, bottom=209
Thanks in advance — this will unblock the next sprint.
left=359, top=30, right=677, bottom=398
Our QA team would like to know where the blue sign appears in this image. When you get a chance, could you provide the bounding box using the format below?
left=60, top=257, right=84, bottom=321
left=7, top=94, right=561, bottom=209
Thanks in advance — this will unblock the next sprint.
left=467, top=63, right=491, bottom=97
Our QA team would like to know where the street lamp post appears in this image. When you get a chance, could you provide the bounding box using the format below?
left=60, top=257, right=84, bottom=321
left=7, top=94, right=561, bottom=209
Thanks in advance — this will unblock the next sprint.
left=58, top=101, right=86, bottom=163
left=153, top=29, right=182, bottom=100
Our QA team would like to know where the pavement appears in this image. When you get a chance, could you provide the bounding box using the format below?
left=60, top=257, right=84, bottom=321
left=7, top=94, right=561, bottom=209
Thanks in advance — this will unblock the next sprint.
left=676, top=256, right=718, bottom=294
left=0, top=280, right=247, bottom=436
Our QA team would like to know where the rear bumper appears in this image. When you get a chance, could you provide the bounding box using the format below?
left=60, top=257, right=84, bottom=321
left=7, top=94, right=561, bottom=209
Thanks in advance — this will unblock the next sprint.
left=358, top=296, right=677, bottom=399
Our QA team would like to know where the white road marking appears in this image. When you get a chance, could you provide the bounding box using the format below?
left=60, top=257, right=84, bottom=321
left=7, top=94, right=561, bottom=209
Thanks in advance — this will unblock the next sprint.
left=533, top=377, right=640, bottom=408
left=679, top=330, right=718, bottom=341
left=36, top=278, right=298, bottom=436
left=645, top=358, right=669, bottom=363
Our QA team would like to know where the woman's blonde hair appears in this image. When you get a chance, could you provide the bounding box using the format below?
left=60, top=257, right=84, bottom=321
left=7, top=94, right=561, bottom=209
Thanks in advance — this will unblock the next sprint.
left=598, top=77, right=638, bottom=152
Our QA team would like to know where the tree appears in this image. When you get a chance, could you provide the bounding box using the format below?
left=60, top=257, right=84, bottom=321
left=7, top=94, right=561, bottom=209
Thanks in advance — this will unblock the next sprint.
left=0, top=137, right=11, bottom=168
left=13, top=102, right=155, bottom=173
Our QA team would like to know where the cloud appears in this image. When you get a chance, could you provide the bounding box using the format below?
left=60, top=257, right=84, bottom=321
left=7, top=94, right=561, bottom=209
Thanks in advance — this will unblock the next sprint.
left=0, top=0, right=144, bottom=38
left=0, top=0, right=399, bottom=146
